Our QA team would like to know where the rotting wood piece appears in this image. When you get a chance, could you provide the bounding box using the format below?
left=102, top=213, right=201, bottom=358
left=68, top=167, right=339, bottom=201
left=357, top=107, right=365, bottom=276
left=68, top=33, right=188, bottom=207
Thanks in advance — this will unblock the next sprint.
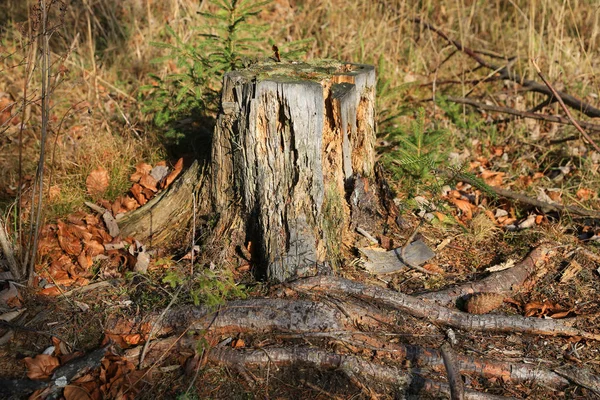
left=118, top=161, right=205, bottom=247
left=211, top=60, right=377, bottom=282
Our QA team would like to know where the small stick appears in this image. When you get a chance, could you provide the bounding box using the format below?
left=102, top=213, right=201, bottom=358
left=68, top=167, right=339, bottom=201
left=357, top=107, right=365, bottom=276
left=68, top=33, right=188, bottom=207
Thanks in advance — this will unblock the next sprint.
left=440, top=342, right=465, bottom=400
left=400, top=220, right=434, bottom=275
left=531, top=59, right=600, bottom=153
left=446, top=96, right=600, bottom=132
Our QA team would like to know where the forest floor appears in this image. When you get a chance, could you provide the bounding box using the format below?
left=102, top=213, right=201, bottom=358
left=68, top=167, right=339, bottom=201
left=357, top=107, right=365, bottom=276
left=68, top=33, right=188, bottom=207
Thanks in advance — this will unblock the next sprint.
left=2, top=1, right=600, bottom=399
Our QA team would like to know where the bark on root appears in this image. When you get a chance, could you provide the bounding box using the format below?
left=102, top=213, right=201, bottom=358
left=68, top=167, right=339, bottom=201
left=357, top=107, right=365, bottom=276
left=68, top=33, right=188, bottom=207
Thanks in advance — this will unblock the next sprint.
left=416, top=244, right=555, bottom=306
left=292, top=275, right=600, bottom=340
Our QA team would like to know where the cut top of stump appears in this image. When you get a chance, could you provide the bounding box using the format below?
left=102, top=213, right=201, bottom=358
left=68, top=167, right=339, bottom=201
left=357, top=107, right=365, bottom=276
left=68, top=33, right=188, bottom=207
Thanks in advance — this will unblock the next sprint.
left=226, top=59, right=374, bottom=85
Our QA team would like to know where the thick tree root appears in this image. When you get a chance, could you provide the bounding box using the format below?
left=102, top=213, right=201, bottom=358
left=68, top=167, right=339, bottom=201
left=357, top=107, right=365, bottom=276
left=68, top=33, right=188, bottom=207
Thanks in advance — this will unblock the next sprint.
left=208, top=346, right=516, bottom=399
left=416, top=244, right=554, bottom=306
left=292, top=275, right=600, bottom=340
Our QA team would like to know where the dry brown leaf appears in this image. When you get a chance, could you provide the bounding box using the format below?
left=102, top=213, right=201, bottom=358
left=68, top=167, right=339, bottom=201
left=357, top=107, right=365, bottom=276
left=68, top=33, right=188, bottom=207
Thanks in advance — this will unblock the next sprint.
left=24, top=354, right=60, bottom=379
left=64, top=385, right=94, bottom=400
left=480, top=170, right=504, bottom=187
left=130, top=162, right=152, bottom=182
left=123, top=334, right=142, bottom=346
left=39, top=286, right=62, bottom=296
left=86, top=167, right=110, bottom=197
left=139, top=174, right=158, bottom=192
left=449, top=198, right=475, bottom=220
left=141, top=187, right=155, bottom=200
left=130, top=184, right=147, bottom=206
left=121, top=196, right=139, bottom=211
left=232, top=338, right=245, bottom=348
left=111, top=197, right=123, bottom=216
left=422, top=263, right=444, bottom=273
left=484, top=209, right=498, bottom=224
left=85, top=240, right=105, bottom=257
left=77, top=250, right=93, bottom=270
left=576, top=188, right=594, bottom=201
left=163, top=157, right=184, bottom=188
left=57, top=221, right=83, bottom=256
left=524, top=300, right=559, bottom=317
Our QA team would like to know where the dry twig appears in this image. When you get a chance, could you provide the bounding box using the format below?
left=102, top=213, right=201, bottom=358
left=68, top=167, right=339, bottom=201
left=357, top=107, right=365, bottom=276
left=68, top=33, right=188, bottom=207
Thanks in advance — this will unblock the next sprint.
left=413, top=18, right=600, bottom=118
left=531, top=59, right=600, bottom=153
left=446, top=96, right=600, bottom=133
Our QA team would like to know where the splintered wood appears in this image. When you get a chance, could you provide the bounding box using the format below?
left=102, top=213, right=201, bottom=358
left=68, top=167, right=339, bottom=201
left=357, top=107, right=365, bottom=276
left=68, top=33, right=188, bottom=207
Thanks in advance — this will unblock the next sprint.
left=212, top=61, right=376, bottom=281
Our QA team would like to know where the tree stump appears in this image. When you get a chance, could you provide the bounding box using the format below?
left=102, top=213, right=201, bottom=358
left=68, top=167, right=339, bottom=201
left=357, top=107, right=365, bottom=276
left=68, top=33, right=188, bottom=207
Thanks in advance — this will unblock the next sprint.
left=212, top=60, right=377, bottom=282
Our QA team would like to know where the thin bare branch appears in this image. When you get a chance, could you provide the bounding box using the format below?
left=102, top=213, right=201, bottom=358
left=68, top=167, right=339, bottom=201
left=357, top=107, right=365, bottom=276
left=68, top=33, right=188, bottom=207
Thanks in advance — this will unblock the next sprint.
left=413, top=18, right=600, bottom=118
left=531, top=59, right=600, bottom=153
left=446, top=96, right=600, bottom=132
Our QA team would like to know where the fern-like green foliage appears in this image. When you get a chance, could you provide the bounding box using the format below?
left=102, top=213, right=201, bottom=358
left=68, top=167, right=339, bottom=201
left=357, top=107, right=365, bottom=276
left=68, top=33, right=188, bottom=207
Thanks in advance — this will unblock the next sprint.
left=141, top=0, right=310, bottom=143
left=382, top=108, right=450, bottom=190
left=162, top=266, right=246, bottom=308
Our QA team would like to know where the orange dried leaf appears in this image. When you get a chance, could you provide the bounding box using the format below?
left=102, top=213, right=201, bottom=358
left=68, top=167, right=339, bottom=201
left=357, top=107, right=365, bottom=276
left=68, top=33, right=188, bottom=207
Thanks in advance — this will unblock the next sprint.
left=139, top=174, right=158, bottom=192
left=57, top=221, right=83, bottom=256
left=123, top=334, right=142, bottom=345
left=39, top=286, right=62, bottom=296
left=576, top=188, right=594, bottom=201
left=64, top=385, right=95, bottom=400
left=86, top=167, right=110, bottom=197
left=163, top=157, right=184, bottom=188
left=130, top=184, right=147, bottom=206
left=24, top=354, right=60, bottom=379
left=449, top=198, right=474, bottom=220
left=130, top=162, right=152, bottom=183
left=121, top=196, right=139, bottom=211
left=422, top=263, right=444, bottom=273
left=77, top=250, right=93, bottom=270
left=480, top=170, right=504, bottom=187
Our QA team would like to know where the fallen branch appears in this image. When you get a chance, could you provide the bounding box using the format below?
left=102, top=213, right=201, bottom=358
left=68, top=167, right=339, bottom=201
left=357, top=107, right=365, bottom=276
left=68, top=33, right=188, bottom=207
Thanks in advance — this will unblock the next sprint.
left=449, top=170, right=600, bottom=219
left=492, top=186, right=600, bottom=219
left=446, top=96, right=600, bottom=133
left=441, top=343, right=465, bottom=400
left=106, top=299, right=348, bottom=339
left=0, top=345, right=108, bottom=399
left=208, top=346, right=512, bottom=400
left=293, top=276, right=600, bottom=340
left=413, top=18, right=600, bottom=118
left=417, top=244, right=555, bottom=306
left=531, top=59, right=600, bottom=153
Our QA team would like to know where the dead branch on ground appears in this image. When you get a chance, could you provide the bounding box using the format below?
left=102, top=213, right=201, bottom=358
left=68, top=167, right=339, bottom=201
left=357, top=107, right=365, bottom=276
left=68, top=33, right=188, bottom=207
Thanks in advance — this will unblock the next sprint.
left=413, top=18, right=600, bottom=118
left=292, top=276, right=600, bottom=340
left=446, top=96, right=600, bottom=133
left=441, top=342, right=465, bottom=400
left=531, top=59, right=600, bottom=153
left=208, top=346, right=512, bottom=400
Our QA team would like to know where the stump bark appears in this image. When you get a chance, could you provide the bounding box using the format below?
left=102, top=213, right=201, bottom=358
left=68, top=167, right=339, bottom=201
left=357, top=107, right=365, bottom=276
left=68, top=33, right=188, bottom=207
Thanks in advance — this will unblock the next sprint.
left=212, top=60, right=377, bottom=281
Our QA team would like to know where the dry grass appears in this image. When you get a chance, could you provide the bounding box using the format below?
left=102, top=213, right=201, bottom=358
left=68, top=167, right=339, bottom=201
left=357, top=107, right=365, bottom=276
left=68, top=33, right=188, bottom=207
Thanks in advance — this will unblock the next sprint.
left=2, top=1, right=599, bottom=214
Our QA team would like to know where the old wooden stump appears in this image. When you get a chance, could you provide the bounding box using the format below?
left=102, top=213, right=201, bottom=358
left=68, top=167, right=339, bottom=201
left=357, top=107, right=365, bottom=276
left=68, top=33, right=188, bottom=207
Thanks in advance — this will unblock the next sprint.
left=212, top=60, right=377, bottom=281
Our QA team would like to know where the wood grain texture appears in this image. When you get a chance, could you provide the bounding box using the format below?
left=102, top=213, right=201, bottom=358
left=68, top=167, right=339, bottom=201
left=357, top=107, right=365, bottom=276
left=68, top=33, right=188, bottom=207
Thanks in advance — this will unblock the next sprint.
left=212, top=61, right=376, bottom=281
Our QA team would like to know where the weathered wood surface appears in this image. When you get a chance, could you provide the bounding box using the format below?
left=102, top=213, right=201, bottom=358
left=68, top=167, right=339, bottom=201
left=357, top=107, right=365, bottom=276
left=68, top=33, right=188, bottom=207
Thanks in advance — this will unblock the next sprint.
left=212, top=60, right=377, bottom=281
left=118, top=161, right=204, bottom=246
